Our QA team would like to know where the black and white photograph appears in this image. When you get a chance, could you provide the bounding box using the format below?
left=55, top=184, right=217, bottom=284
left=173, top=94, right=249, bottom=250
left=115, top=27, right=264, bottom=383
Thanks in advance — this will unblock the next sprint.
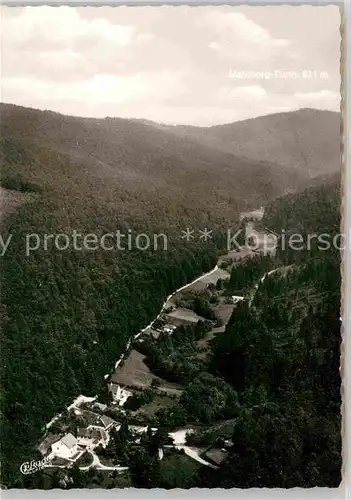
left=0, top=4, right=344, bottom=491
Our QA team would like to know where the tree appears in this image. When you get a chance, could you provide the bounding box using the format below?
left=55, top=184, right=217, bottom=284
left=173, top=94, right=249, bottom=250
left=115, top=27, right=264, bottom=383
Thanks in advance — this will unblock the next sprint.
left=129, top=448, right=158, bottom=488
left=68, top=464, right=84, bottom=489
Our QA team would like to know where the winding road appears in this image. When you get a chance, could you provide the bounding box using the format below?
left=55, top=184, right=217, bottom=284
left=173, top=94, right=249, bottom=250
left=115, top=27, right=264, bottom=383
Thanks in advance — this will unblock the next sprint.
left=79, top=451, right=128, bottom=472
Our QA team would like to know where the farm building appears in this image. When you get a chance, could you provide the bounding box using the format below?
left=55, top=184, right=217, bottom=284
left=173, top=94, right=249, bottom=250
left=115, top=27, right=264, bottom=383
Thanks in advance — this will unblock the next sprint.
left=51, top=433, right=79, bottom=460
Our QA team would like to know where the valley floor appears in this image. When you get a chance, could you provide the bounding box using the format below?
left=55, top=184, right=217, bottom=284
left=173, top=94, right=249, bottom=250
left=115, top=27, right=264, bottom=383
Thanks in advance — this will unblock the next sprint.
left=38, top=212, right=280, bottom=481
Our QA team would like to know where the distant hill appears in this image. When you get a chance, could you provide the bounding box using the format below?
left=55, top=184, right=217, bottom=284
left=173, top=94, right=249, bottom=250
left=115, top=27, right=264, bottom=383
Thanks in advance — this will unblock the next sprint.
left=163, top=108, right=340, bottom=178
left=0, top=104, right=328, bottom=229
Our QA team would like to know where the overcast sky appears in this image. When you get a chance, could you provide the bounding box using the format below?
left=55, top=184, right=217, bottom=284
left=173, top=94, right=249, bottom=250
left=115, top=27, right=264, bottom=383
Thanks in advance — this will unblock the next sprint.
left=1, top=5, right=341, bottom=126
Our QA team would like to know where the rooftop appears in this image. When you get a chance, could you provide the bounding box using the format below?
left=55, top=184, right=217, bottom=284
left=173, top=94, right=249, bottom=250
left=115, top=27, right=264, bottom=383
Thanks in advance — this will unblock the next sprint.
left=100, top=415, right=116, bottom=428
left=77, top=427, right=102, bottom=441
left=61, top=433, right=78, bottom=449
left=81, top=410, right=101, bottom=426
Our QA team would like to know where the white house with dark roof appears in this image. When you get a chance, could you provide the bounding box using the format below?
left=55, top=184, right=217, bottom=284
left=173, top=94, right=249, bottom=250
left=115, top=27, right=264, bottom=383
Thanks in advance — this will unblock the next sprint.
left=108, top=383, right=132, bottom=406
left=51, top=433, right=79, bottom=460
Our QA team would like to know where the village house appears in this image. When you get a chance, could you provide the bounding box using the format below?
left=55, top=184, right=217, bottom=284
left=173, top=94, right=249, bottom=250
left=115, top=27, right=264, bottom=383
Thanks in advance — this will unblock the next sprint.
left=239, top=206, right=264, bottom=222
left=231, top=295, right=244, bottom=304
left=150, top=328, right=161, bottom=340
left=51, top=433, right=79, bottom=460
left=76, top=427, right=104, bottom=448
left=162, top=324, right=177, bottom=334
left=108, top=383, right=132, bottom=406
left=99, top=414, right=116, bottom=431
left=81, top=409, right=102, bottom=427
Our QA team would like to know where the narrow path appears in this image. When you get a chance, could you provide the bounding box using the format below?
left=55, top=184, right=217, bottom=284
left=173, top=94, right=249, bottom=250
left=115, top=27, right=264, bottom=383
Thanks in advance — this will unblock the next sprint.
left=168, top=429, right=217, bottom=468
left=249, top=266, right=282, bottom=307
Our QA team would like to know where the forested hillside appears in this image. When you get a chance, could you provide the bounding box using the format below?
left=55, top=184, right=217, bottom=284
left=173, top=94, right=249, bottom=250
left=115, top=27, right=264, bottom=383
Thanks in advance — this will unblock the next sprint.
left=0, top=106, right=220, bottom=485
left=165, top=108, right=340, bottom=178
left=203, top=180, right=341, bottom=487
left=0, top=104, right=341, bottom=488
left=68, top=181, right=341, bottom=490
left=0, top=103, right=307, bottom=223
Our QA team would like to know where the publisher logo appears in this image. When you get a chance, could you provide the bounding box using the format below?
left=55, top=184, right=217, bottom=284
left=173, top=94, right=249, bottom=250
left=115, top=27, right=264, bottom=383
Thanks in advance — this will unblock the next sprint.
left=20, top=457, right=52, bottom=475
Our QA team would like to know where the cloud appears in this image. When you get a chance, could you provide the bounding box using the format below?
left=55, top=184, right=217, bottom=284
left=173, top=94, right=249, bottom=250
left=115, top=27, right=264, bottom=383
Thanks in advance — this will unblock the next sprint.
left=204, top=10, right=291, bottom=63
left=2, top=7, right=136, bottom=48
left=1, top=7, right=158, bottom=83
left=1, top=6, right=340, bottom=125
left=205, top=10, right=290, bottom=46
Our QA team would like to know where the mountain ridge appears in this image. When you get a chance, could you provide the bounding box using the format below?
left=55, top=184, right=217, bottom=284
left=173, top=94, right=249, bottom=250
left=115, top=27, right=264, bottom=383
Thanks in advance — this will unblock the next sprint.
left=159, top=108, right=340, bottom=178
left=1, top=102, right=325, bottom=228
